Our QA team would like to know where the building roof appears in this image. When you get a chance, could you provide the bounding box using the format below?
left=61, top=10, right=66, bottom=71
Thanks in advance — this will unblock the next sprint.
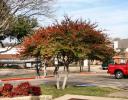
left=0, top=47, right=21, bottom=59
left=118, top=39, right=128, bottom=49
left=0, top=47, right=20, bottom=54
left=0, top=54, right=19, bottom=60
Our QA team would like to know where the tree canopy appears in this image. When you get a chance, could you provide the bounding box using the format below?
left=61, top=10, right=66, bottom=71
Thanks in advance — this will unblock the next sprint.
left=20, top=16, right=115, bottom=64
left=11, top=15, right=38, bottom=41
left=0, top=0, right=55, bottom=53
left=0, top=0, right=55, bottom=39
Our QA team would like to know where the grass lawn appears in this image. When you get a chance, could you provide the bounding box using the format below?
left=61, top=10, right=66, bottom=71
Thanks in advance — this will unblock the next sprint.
left=40, top=84, right=118, bottom=98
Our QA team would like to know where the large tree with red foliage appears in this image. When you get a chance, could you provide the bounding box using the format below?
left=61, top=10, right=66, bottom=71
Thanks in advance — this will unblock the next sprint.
left=20, top=16, right=114, bottom=74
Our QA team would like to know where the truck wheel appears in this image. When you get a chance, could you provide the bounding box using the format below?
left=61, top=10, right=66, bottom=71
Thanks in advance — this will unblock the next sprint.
left=115, top=71, right=124, bottom=79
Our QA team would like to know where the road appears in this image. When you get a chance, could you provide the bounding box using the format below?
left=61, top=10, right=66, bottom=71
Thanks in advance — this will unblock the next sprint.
left=1, top=65, right=128, bottom=90
left=40, top=65, right=128, bottom=89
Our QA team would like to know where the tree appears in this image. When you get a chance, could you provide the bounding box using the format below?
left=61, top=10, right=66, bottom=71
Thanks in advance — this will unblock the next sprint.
left=0, top=15, right=38, bottom=54
left=20, top=27, right=56, bottom=76
left=20, top=16, right=114, bottom=89
left=0, top=0, right=54, bottom=36
left=51, top=16, right=114, bottom=72
left=84, top=31, right=115, bottom=71
left=0, top=0, right=12, bottom=40
left=11, top=15, right=38, bottom=41
left=0, top=0, right=55, bottom=53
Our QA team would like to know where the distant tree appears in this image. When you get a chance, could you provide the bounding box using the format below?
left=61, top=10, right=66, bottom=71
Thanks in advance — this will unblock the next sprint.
left=0, top=0, right=54, bottom=36
left=0, top=0, right=55, bottom=53
left=0, top=0, right=12, bottom=40
left=11, top=15, right=38, bottom=41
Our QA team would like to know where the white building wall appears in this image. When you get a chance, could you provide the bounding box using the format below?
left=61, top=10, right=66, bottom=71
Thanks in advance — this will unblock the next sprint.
left=84, top=59, right=88, bottom=67
left=113, top=41, right=118, bottom=50
left=125, top=48, right=128, bottom=52
left=0, top=48, right=20, bottom=54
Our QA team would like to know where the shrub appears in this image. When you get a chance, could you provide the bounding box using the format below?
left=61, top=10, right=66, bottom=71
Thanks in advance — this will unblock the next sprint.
left=0, top=87, right=2, bottom=96
left=3, top=83, right=13, bottom=91
left=1, top=83, right=13, bottom=97
left=0, top=82, right=41, bottom=97
left=30, top=86, right=41, bottom=96
left=13, top=82, right=30, bottom=96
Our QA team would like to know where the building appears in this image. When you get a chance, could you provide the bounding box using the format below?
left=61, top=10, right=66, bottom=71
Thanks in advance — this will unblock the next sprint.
left=113, top=38, right=128, bottom=64
left=0, top=47, right=39, bottom=68
left=113, top=38, right=128, bottom=51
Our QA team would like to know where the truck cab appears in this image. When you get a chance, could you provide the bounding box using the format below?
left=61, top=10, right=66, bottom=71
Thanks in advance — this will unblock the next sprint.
left=108, top=59, right=128, bottom=79
left=102, top=59, right=114, bottom=70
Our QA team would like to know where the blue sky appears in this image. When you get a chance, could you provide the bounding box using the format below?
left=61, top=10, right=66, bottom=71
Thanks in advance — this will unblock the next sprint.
left=40, top=0, right=128, bottom=39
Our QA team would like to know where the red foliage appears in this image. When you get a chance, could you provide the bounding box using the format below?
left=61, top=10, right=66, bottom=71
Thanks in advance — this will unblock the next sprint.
left=20, top=16, right=114, bottom=61
left=1, top=84, right=13, bottom=97
left=0, top=82, right=42, bottom=98
left=12, top=82, right=30, bottom=96
left=3, top=83, right=13, bottom=91
left=30, top=86, right=41, bottom=96
left=2, top=91, right=13, bottom=97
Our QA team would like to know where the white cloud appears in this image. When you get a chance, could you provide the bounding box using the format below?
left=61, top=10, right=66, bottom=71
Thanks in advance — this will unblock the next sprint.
left=39, top=0, right=128, bottom=39
left=54, top=1, right=128, bottom=39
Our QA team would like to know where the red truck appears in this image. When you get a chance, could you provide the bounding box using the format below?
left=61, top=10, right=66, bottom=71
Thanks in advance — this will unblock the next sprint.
left=107, top=62, right=128, bottom=79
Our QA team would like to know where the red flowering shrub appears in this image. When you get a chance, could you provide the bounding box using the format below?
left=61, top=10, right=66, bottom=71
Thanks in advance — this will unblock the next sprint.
left=0, top=87, right=3, bottom=96
left=1, top=84, right=13, bottom=97
left=2, top=91, right=13, bottom=97
left=30, top=86, right=41, bottom=96
left=3, top=84, right=13, bottom=91
left=0, top=82, right=42, bottom=97
left=13, top=82, right=30, bottom=96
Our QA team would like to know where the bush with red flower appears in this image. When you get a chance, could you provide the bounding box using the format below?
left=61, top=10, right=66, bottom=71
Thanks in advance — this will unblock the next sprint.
left=0, top=82, right=41, bottom=97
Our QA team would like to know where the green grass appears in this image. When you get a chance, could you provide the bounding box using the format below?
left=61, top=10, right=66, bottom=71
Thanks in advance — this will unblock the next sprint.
left=40, top=84, right=118, bottom=98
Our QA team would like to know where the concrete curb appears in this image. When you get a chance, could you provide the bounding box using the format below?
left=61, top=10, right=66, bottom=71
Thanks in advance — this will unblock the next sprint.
left=54, top=94, right=128, bottom=100
left=0, top=95, right=52, bottom=100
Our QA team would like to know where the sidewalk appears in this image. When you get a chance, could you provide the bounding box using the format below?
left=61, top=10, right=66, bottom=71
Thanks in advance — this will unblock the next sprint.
left=54, top=94, right=128, bottom=100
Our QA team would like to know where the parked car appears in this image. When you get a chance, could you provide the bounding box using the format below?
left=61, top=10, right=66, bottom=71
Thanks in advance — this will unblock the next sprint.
left=107, top=62, right=128, bottom=79
left=102, top=59, right=114, bottom=70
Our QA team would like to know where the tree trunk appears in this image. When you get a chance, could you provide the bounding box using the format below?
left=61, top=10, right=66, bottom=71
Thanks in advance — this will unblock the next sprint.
left=62, top=71, right=68, bottom=89
left=0, top=41, right=4, bottom=47
left=56, top=71, right=69, bottom=90
left=43, top=59, right=48, bottom=77
left=56, top=73, right=60, bottom=89
left=35, top=56, right=40, bottom=77
left=79, top=60, right=83, bottom=72
left=88, top=60, right=91, bottom=72
left=55, top=63, right=69, bottom=89
left=43, top=64, right=47, bottom=77
left=65, top=63, right=69, bottom=72
left=54, top=65, right=59, bottom=75
left=62, top=64, right=69, bottom=89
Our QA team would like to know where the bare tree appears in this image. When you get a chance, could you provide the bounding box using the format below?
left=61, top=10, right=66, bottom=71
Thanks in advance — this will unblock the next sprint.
left=0, top=0, right=55, bottom=52
left=0, top=0, right=54, bottom=34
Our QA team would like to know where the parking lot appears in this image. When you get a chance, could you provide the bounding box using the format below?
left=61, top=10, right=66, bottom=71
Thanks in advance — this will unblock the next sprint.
left=68, top=65, right=128, bottom=89
left=41, top=65, right=128, bottom=90
left=1, top=65, right=128, bottom=90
